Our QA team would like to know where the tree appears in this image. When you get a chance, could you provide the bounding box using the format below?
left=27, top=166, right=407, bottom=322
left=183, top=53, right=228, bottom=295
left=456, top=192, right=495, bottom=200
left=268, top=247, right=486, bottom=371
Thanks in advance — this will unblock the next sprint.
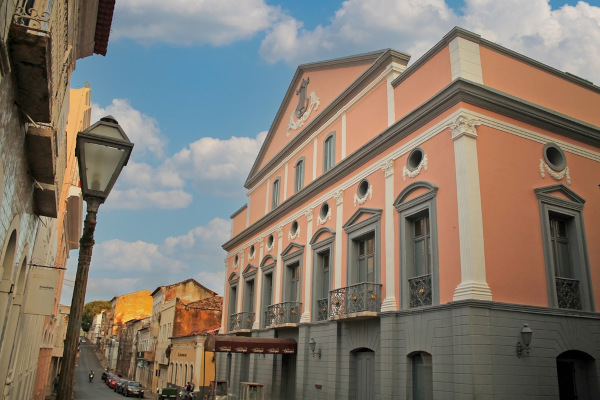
left=81, top=300, right=111, bottom=332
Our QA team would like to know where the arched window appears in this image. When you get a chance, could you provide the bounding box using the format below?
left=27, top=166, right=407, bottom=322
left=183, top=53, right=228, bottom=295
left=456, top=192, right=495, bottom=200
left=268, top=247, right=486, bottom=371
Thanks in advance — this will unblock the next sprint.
left=323, top=132, right=335, bottom=172
left=294, top=158, right=305, bottom=193
left=272, top=177, right=281, bottom=208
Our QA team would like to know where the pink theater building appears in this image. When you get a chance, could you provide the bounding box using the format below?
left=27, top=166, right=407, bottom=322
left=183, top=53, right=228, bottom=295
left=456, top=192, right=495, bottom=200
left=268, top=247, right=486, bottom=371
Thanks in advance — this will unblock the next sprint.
left=218, top=27, right=600, bottom=400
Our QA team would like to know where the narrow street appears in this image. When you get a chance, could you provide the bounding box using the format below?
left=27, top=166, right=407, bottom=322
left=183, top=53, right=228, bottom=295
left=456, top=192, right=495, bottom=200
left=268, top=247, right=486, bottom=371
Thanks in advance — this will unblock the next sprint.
left=73, top=343, right=124, bottom=400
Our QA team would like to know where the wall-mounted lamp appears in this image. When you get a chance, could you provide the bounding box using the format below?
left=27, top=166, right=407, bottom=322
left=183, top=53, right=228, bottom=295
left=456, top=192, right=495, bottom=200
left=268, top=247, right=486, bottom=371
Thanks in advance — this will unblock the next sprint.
left=516, top=323, right=533, bottom=357
left=309, top=337, right=321, bottom=359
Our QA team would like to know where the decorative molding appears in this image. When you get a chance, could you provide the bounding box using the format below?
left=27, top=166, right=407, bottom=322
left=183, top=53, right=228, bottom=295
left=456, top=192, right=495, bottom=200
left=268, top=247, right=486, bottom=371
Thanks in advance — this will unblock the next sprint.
left=402, top=153, right=428, bottom=181
left=259, top=237, right=264, bottom=251
left=305, top=207, right=314, bottom=223
left=354, top=185, right=373, bottom=207
left=334, top=190, right=344, bottom=206
left=317, top=208, right=331, bottom=226
left=450, top=114, right=480, bottom=140
left=266, top=236, right=274, bottom=253
left=287, top=92, right=320, bottom=137
left=288, top=226, right=300, bottom=241
left=540, top=159, right=571, bottom=185
left=277, top=226, right=284, bottom=238
left=381, top=159, right=395, bottom=178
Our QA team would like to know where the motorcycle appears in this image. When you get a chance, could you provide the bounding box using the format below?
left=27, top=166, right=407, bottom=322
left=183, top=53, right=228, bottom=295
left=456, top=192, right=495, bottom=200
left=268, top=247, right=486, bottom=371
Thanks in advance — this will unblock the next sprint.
left=89, top=373, right=94, bottom=382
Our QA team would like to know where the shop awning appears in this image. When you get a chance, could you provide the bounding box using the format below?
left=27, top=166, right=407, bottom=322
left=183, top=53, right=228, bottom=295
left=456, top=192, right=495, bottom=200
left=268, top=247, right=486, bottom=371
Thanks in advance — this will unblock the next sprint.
left=205, top=336, right=297, bottom=354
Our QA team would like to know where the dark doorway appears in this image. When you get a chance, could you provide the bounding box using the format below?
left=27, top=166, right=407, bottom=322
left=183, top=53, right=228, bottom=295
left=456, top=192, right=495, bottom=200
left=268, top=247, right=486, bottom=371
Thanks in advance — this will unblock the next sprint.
left=281, top=354, right=296, bottom=400
left=353, top=349, right=375, bottom=400
left=557, top=350, right=597, bottom=400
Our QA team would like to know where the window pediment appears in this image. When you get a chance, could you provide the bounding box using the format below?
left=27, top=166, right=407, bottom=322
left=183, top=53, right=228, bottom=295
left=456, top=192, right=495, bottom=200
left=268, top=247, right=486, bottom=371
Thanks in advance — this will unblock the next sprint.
left=394, top=181, right=438, bottom=211
left=343, top=208, right=382, bottom=233
left=260, top=255, right=276, bottom=269
left=535, top=184, right=585, bottom=209
left=228, top=272, right=239, bottom=284
left=242, top=264, right=258, bottom=279
left=281, top=242, right=305, bottom=260
left=310, top=227, right=335, bottom=245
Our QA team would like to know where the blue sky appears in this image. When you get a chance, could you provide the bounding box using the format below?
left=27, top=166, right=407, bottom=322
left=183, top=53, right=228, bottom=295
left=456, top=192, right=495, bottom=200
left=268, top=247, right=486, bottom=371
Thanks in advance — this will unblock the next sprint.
left=62, top=0, right=600, bottom=304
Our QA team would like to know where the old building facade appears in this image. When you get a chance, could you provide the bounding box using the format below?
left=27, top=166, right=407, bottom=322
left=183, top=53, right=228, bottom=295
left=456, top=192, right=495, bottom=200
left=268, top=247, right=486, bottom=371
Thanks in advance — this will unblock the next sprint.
left=0, top=0, right=114, bottom=398
left=220, top=27, right=600, bottom=400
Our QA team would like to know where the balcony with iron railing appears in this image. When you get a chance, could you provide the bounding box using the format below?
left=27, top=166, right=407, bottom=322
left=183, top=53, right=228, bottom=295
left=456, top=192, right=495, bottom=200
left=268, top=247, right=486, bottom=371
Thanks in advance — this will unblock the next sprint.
left=408, top=274, right=432, bottom=308
left=329, top=282, right=382, bottom=321
left=229, top=312, right=255, bottom=333
left=316, top=298, right=328, bottom=321
left=556, top=277, right=582, bottom=310
left=265, top=302, right=301, bottom=328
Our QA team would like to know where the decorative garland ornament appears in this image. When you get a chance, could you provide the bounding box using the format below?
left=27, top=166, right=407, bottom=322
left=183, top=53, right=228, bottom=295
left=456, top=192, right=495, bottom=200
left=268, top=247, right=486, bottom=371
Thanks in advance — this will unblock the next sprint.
left=403, top=154, right=428, bottom=181
left=317, top=208, right=331, bottom=226
left=354, top=185, right=373, bottom=207
left=288, top=226, right=300, bottom=240
left=539, top=159, right=571, bottom=185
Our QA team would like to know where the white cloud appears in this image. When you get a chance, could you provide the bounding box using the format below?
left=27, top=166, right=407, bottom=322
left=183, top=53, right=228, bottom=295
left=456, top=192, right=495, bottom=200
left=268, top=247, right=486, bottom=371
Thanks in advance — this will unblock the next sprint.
left=104, top=188, right=193, bottom=210
left=92, top=99, right=167, bottom=159
left=113, top=0, right=282, bottom=46
left=63, top=219, right=230, bottom=303
left=259, top=0, right=600, bottom=85
left=166, top=131, right=267, bottom=197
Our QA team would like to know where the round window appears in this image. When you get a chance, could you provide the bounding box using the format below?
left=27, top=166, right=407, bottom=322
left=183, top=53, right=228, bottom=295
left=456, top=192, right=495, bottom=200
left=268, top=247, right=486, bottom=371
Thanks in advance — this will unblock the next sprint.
left=320, top=202, right=329, bottom=220
left=407, top=147, right=424, bottom=171
left=249, top=245, right=255, bottom=258
left=357, top=179, right=370, bottom=198
left=543, top=142, right=566, bottom=171
left=267, top=234, right=274, bottom=248
left=233, top=254, right=239, bottom=267
left=290, top=221, right=299, bottom=236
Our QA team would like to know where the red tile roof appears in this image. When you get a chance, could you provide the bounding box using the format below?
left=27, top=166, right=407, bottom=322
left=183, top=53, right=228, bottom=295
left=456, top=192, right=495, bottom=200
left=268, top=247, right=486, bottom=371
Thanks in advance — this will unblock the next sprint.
left=93, top=0, right=115, bottom=56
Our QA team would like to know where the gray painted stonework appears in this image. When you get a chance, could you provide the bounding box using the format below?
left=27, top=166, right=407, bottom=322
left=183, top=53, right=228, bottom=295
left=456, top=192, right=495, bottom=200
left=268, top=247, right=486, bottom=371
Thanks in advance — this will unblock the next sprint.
left=216, top=301, right=600, bottom=400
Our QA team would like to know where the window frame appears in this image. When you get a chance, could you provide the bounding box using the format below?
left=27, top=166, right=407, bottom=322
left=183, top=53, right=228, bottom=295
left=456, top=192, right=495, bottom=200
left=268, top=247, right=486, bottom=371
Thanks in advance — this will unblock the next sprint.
left=242, top=265, right=257, bottom=313
left=310, top=228, right=335, bottom=321
left=294, top=157, right=305, bottom=194
left=260, top=256, right=276, bottom=328
left=281, top=244, right=304, bottom=303
left=323, top=132, right=336, bottom=173
left=272, top=177, right=281, bottom=209
left=227, top=273, right=239, bottom=330
left=394, top=182, right=439, bottom=309
left=343, top=208, right=382, bottom=285
left=535, top=184, right=593, bottom=311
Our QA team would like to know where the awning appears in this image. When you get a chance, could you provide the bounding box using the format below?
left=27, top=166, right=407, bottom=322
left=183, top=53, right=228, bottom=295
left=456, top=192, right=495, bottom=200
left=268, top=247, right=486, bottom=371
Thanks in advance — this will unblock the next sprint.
left=205, top=336, right=297, bottom=354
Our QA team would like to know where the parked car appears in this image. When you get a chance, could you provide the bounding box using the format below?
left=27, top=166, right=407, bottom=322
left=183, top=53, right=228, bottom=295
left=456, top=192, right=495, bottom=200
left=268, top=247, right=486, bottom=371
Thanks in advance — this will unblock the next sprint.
left=106, top=374, right=118, bottom=387
left=101, top=370, right=108, bottom=381
left=157, top=387, right=177, bottom=400
left=124, top=381, right=144, bottom=398
left=115, top=379, right=128, bottom=393
left=108, top=376, right=120, bottom=389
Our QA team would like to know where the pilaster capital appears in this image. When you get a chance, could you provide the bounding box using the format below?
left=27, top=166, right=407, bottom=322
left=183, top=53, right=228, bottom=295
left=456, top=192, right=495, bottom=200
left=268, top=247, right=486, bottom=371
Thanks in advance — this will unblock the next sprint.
left=450, top=114, right=480, bottom=140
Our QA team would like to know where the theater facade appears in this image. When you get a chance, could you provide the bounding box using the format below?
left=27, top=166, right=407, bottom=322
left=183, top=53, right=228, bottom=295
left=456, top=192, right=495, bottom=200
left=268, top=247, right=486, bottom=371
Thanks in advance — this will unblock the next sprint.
left=218, top=27, right=600, bottom=400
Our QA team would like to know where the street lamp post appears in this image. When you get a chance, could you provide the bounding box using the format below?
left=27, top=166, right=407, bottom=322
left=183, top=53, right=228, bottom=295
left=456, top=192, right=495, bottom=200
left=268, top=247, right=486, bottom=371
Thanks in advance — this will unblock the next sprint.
left=56, top=116, right=133, bottom=400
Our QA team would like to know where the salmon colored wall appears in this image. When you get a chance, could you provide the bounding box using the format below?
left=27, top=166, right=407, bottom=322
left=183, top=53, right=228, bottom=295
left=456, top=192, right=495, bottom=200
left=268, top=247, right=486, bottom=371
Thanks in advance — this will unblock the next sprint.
left=231, top=209, right=247, bottom=238
left=345, top=82, right=389, bottom=156
left=394, top=47, right=452, bottom=121
left=260, top=64, right=372, bottom=171
left=248, top=182, right=267, bottom=225
left=477, top=121, right=600, bottom=308
left=285, top=144, right=315, bottom=201
left=480, top=47, right=600, bottom=126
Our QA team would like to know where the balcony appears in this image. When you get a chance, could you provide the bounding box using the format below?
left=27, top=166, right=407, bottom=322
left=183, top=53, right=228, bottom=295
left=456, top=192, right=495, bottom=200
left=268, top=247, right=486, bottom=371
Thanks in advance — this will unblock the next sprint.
left=316, top=298, right=328, bottom=321
left=329, top=282, right=382, bottom=321
left=9, top=0, right=52, bottom=122
left=265, top=302, right=301, bottom=328
left=229, top=312, right=255, bottom=333
left=26, top=124, right=58, bottom=217
left=556, top=277, right=582, bottom=310
left=409, top=274, right=432, bottom=308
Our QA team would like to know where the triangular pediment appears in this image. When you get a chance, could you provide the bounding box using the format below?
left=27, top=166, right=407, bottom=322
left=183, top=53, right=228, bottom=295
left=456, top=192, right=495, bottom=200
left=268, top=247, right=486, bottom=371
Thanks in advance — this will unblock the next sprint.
left=535, top=184, right=585, bottom=204
left=245, top=49, right=410, bottom=190
left=281, top=242, right=305, bottom=257
left=242, top=264, right=258, bottom=278
left=343, top=208, right=382, bottom=231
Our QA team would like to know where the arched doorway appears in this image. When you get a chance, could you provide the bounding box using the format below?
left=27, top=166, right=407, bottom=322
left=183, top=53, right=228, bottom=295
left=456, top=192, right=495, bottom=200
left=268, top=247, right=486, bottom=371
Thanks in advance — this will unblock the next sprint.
left=410, top=351, right=432, bottom=400
left=352, top=348, right=375, bottom=400
left=557, top=350, right=598, bottom=400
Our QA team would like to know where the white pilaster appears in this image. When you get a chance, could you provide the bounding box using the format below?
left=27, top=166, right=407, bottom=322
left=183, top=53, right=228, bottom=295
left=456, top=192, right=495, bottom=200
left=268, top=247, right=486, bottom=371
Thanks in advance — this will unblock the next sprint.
left=312, top=139, right=318, bottom=180
left=387, top=75, right=395, bottom=127
left=451, top=115, right=492, bottom=301
left=252, top=238, right=264, bottom=330
left=341, top=113, right=347, bottom=159
left=380, top=159, right=397, bottom=311
left=300, top=207, right=314, bottom=323
left=283, top=162, right=288, bottom=201
left=334, top=190, right=344, bottom=289
left=449, top=37, right=483, bottom=84
left=265, top=178, right=270, bottom=214
left=274, top=226, right=284, bottom=303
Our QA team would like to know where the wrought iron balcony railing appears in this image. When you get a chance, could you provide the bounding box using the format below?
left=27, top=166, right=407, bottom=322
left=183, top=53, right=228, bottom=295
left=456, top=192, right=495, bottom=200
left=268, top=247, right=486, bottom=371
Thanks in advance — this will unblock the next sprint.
left=229, top=312, right=255, bottom=332
left=556, top=277, right=582, bottom=310
left=265, top=302, right=301, bottom=327
left=316, top=298, right=328, bottom=321
left=329, top=282, right=382, bottom=319
left=409, top=274, right=432, bottom=308
left=14, top=0, right=51, bottom=33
